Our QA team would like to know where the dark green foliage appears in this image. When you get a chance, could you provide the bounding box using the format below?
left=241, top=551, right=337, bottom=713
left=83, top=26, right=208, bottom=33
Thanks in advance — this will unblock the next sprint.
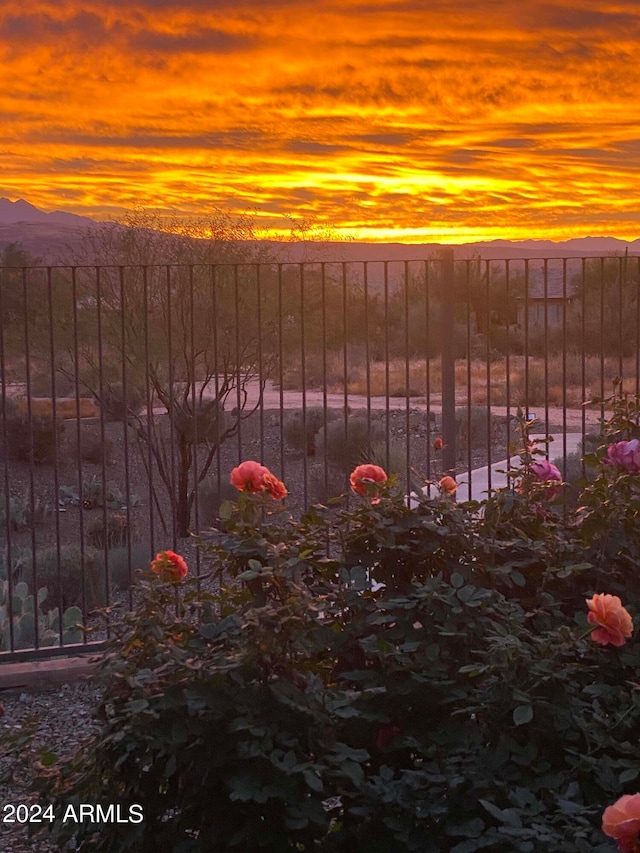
left=27, top=400, right=640, bottom=853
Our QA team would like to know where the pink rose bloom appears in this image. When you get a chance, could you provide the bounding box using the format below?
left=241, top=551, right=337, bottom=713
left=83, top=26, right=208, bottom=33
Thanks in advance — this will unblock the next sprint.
left=604, top=439, right=640, bottom=474
left=531, top=459, right=563, bottom=498
left=602, top=793, right=640, bottom=852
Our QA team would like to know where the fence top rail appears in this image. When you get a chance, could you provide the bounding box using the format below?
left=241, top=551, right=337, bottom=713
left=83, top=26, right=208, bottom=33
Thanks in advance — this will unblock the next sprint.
left=1, top=253, right=639, bottom=272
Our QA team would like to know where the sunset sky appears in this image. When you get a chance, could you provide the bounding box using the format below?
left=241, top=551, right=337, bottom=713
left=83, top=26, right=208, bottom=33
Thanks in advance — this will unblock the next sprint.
left=2, top=0, right=640, bottom=243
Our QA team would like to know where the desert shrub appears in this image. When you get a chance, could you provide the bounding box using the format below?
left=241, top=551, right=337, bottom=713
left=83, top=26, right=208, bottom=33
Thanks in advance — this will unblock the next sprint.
left=316, top=415, right=385, bottom=472
left=80, top=432, right=113, bottom=465
left=365, top=439, right=409, bottom=489
left=284, top=407, right=342, bottom=455
left=1, top=398, right=65, bottom=464
left=98, top=382, right=143, bottom=422
left=86, top=513, right=132, bottom=550
left=29, top=545, right=106, bottom=611
left=105, top=544, right=151, bottom=592
left=27, top=372, right=75, bottom=397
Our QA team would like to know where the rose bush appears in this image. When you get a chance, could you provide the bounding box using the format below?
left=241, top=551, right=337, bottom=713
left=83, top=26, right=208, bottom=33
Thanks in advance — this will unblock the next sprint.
left=27, top=397, right=640, bottom=852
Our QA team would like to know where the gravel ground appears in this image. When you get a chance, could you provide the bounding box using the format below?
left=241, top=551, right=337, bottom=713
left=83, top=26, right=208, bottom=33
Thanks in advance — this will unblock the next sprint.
left=0, top=680, right=101, bottom=853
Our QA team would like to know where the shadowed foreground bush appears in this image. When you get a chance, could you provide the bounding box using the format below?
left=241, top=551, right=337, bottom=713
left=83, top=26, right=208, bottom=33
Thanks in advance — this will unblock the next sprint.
left=28, top=396, right=640, bottom=853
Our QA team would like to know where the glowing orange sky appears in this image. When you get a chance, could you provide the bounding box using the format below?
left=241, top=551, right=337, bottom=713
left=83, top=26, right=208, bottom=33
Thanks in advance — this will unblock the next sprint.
left=2, top=0, right=640, bottom=242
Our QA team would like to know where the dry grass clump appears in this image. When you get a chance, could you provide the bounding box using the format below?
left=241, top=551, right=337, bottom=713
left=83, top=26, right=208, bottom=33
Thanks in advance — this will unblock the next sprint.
left=277, top=348, right=640, bottom=410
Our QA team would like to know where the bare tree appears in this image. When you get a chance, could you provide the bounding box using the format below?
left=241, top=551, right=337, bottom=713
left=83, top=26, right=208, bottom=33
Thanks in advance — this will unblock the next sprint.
left=51, top=209, right=279, bottom=537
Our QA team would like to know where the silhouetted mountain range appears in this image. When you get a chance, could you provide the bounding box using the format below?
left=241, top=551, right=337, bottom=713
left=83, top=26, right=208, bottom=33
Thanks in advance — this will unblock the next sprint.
left=1, top=198, right=639, bottom=265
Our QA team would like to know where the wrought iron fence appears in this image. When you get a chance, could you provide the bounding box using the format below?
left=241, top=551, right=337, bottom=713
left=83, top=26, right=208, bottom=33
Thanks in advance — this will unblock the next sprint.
left=1, top=251, right=639, bottom=658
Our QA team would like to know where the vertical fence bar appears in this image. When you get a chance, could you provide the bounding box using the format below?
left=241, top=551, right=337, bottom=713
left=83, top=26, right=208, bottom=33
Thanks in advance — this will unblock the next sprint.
left=440, top=248, right=456, bottom=477
left=278, top=265, right=285, bottom=480
left=342, top=263, right=350, bottom=500
left=22, top=267, right=41, bottom=649
left=0, top=262, right=17, bottom=651
left=636, top=257, right=640, bottom=396
left=485, top=260, right=492, bottom=489
left=505, top=260, right=512, bottom=490
left=543, top=259, right=550, bottom=444
left=70, top=268, right=89, bottom=642
left=599, top=258, right=605, bottom=420
left=403, top=261, right=411, bottom=492
left=424, top=260, right=432, bottom=491
left=524, top=259, right=530, bottom=421
left=166, top=265, right=178, bottom=550
left=300, top=263, right=308, bottom=507
left=188, top=264, right=200, bottom=577
left=561, top=260, right=568, bottom=476
left=256, top=264, right=265, bottom=463
left=364, top=263, right=371, bottom=448
left=118, top=265, right=131, bottom=603
left=384, top=261, right=390, bottom=468
left=142, top=266, right=156, bottom=554
left=211, top=265, right=222, bottom=518
left=321, top=263, right=329, bottom=499
left=580, top=259, right=586, bottom=476
left=46, top=267, right=63, bottom=645
left=465, top=260, right=472, bottom=499
left=96, top=267, right=108, bottom=618
left=234, top=264, right=243, bottom=462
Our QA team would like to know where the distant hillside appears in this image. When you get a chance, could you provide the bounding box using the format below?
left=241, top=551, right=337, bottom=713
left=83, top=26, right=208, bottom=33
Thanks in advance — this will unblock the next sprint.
left=0, top=197, right=95, bottom=227
left=1, top=198, right=638, bottom=267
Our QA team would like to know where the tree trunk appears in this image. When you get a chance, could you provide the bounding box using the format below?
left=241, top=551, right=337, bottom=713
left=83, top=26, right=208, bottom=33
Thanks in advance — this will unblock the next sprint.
left=176, top=436, right=193, bottom=538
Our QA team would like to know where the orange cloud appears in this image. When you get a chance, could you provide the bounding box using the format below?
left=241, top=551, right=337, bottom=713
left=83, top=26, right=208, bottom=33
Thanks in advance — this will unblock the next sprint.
left=1, top=0, right=640, bottom=241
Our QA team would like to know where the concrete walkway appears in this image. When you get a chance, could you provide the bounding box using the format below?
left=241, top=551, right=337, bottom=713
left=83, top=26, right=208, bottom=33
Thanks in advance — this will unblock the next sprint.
left=456, top=433, right=585, bottom=502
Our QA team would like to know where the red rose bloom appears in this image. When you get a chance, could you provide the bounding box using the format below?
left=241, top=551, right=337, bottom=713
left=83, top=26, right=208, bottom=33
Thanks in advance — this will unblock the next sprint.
left=151, top=550, right=188, bottom=583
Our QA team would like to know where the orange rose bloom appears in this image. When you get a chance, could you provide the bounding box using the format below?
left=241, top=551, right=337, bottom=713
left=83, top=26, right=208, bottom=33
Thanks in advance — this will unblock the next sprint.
left=438, top=475, right=458, bottom=495
left=350, top=464, right=388, bottom=499
left=151, top=550, right=188, bottom=583
left=230, top=461, right=287, bottom=500
left=262, top=471, right=288, bottom=500
left=602, top=793, right=640, bottom=852
left=586, top=593, right=633, bottom=647
left=433, top=437, right=443, bottom=451
left=230, top=460, right=270, bottom=493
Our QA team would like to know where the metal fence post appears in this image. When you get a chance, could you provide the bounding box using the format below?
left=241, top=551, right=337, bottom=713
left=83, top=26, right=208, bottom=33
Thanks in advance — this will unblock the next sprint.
left=440, top=248, right=456, bottom=474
